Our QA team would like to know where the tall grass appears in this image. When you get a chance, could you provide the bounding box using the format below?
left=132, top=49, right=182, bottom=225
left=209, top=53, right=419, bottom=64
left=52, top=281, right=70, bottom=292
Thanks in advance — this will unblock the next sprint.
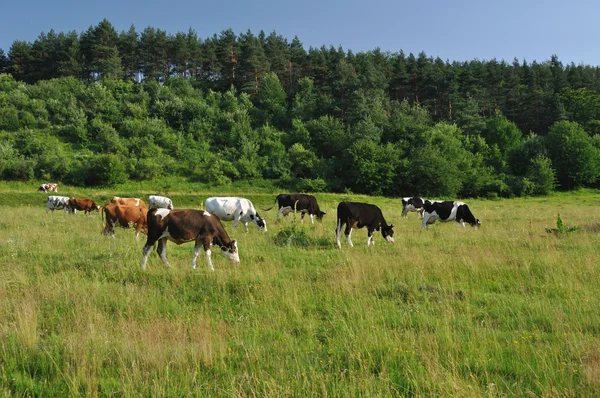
left=1, top=188, right=600, bottom=396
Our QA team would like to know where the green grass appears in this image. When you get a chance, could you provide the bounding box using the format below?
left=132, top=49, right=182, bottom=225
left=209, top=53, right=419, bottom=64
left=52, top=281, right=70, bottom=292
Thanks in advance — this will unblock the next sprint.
left=1, top=184, right=600, bottom=396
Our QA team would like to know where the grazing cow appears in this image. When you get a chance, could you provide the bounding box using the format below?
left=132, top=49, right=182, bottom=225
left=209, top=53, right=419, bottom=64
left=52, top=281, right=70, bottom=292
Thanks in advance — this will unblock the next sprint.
left=140, top=208, right=240, bottom=271
left=148, top=195, right=174, bottom=210
left=205, top=197, right=266, bottom=232
left=265, top=193, right=326, bottom=224
left=336, top=202, right=395, bottom=248
left=421, top=200, right=481, bottom=230
left=68, top=198, right=101, bottom=214
left=38, top=183, right=59, bottom=193
left=110, top=196, right=147, bottom=208
left=46, top=196, right=70, bottom=213
left=402, top=196, right=425, bottom=218
left=102, top=203, right=148, bottom=239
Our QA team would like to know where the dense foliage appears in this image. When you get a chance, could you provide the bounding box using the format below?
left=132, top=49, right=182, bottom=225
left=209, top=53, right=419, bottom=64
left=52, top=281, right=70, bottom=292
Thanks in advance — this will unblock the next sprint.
left=2, top=19, right=600, bottom=196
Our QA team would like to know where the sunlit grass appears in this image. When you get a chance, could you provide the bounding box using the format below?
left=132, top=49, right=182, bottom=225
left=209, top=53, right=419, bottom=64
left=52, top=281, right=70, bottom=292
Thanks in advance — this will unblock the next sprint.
left=0, top=189, right=599, bottom=395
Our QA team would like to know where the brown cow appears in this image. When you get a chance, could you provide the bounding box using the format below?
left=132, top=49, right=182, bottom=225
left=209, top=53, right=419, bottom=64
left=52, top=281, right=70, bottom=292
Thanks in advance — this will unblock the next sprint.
left=110, top=196, right=147, bottom=208
left=140, top=208, right=239, bottom=270
left=68, top=198, right=101, bottom=214
left=38, top=183, right=59, bottom=193
left=102, top=203, right=147, bottom=240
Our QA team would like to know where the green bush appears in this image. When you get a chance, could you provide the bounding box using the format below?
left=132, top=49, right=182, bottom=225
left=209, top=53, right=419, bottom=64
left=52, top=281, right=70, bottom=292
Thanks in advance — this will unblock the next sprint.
left=297, top=177, right=327, bottom=192
left=85, top=154, right=127, bottom=187
left=526, top=155, right=556, bottom=195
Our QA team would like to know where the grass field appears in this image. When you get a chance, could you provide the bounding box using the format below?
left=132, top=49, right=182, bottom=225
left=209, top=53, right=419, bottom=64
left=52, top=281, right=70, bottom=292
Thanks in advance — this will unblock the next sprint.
left=1, top=184, right=600, bottom=396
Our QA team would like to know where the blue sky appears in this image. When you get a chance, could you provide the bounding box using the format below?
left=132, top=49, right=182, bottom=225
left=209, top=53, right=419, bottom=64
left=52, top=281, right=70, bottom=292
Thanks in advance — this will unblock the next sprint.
left=1, top=0, right=599, bottom=65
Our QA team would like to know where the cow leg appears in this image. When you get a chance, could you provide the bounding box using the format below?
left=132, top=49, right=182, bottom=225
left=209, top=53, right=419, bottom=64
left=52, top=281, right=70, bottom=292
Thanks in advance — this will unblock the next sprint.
left=200, top=240, right=214, bottom=271
left=402, top=208, right=408, bottom=217
left=310, top=214, right=315, bottom=224
left=367, top=230, right=374, bottom=246
left=140, top=243, right=153, bottom=269
left=300, top=212, right=305, bottom=224
left=135, top=222, right=144, bottom=240
left=191, top=243, right=202, bottom=269
left=345, top=225, right=354, bottom=248
left=232, top=215, right=240, bottom=233
left=157, top=238, right=169, bottom=266
left=421, top=214, right=431, bottom=231
left=336, top=219, right=344, bottom=249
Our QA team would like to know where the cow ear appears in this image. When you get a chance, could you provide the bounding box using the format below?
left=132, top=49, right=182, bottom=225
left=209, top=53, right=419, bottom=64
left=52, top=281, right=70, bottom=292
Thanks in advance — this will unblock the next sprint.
left=390, top=224, right=394, bottom=228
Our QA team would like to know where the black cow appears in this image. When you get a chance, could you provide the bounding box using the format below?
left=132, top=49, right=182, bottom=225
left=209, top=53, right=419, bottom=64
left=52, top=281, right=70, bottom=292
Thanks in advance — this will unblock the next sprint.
left=335, top=202, right=395, bottom=248
left=401, top=196, right=425, bottom=217
left=140, top=208, right=239, bottom=270
left=265, top=193, right=326, bottom=224
left=421, top=200, right=480, bottom=230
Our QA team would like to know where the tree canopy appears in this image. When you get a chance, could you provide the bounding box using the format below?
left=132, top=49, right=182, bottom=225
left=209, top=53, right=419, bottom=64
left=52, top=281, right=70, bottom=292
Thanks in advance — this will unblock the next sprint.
left=1, top=20, right=600, bottom=195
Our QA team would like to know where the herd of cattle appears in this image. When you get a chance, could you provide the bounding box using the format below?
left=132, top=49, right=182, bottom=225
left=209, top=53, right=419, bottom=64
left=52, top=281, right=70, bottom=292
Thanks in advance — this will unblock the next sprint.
left=41, top=184, right=480, bottom=269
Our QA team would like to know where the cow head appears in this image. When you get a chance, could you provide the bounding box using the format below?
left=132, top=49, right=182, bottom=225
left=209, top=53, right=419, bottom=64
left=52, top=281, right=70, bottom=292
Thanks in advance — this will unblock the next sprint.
left=473, top=219, right=481, bottom=228
left=256, top=215, right=267, bottom=232
left=382, top=224, right=395, bottom=243
left=317, top=210, right=326, bottom=221
left=249, top=213, right=268, bottom=232
left=221, top=240, right=240, bottom=264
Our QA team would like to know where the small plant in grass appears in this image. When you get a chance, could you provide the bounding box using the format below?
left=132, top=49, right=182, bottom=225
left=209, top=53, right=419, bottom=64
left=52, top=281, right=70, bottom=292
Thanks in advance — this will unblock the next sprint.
left=274, top=222, right=312, bottom=247
left=546, top=213, right=580, bottom=235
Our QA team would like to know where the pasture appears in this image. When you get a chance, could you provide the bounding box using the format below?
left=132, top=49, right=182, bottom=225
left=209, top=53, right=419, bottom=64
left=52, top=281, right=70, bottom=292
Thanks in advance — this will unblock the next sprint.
left=1, top=186, right=600, bottom=396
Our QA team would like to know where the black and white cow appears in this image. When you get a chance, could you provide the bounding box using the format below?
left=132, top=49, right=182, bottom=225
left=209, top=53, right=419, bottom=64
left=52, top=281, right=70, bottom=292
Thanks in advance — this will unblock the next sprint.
left=46, top=196, right=70, bottom=213
left=140, top=208, right=240, bottom=270
left=205, top=197, right=266, bottom=232
left=401, top=196, right=425, bottom=218
left=335, top=202, right=395, bottom=248
left=421, top=200, right=481, bottom=230
left=265, top=193, right=326, bottom=224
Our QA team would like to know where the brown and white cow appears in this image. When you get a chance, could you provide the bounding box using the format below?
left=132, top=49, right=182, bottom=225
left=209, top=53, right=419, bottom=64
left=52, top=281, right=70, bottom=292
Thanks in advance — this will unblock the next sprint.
left=102, top=203, right=148, bottom=239
left=140, top=208, right=240, bottom=271
left=110, top=196, right=147, bottom=208
left=68, top=198, right=101, bottom=214
left=38, top=183, right=59, bottom=193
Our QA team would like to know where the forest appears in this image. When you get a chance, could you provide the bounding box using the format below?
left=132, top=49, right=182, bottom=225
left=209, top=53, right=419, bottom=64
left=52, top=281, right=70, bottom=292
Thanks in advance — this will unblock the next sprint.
left=1, top=18, right=600, bottom=197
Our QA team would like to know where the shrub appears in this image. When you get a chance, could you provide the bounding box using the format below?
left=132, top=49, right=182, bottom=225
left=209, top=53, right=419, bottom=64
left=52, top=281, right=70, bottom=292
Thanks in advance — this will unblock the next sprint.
left=297, top=178, right=327, bottom=192
left=85, top=154, right=127, bottom=187
left=526, top=155, right=556, bottom=195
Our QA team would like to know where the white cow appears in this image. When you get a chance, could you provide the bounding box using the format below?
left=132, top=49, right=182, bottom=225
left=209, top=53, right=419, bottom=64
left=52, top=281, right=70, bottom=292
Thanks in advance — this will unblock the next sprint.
left=148, top=195, right=174, bottom=209
left=205, top=197, right=267, bottom=233
left=46, top=196, right=70, bottom=213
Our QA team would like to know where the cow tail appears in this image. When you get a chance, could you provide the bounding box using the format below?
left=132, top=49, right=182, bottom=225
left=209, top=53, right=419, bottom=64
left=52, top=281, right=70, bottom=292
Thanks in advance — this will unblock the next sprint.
left=262, top=196, right=278, bottom=212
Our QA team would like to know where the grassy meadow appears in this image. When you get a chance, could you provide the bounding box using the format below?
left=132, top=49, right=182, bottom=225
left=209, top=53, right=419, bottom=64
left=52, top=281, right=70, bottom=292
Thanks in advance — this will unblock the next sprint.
left=1, top=183, right=600, bottom=396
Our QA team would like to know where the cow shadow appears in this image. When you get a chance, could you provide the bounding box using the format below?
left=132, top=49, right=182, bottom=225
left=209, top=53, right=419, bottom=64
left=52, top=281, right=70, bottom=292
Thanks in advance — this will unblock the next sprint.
left=582, top=223, right=600, bottom=233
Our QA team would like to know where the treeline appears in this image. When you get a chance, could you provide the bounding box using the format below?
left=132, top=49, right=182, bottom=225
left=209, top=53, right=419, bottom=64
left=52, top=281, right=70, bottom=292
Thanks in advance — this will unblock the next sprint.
left=1, top=19, right=600, bottom=197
